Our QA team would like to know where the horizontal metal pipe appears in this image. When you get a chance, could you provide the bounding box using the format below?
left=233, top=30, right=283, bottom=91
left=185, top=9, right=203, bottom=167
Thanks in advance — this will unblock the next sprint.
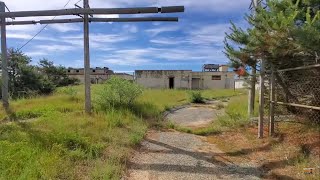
left=0, top=6, right=184, bottom=18
left=272, top=101, right=320, bottom=111
left=277, top=64, right=320, bottom=72
left=40, top=18, right=83, bottom=24
left=6, top=17, right=179, bottom=25
left=90, top=17, right=178, bottom=22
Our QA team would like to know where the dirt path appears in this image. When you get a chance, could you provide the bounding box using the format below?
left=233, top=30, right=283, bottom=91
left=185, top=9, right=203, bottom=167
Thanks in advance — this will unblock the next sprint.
left=125, top=102, right=261, bottom=180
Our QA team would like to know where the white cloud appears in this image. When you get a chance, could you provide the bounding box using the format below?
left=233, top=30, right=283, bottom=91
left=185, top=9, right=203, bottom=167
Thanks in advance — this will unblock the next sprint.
left=100, top=46, right=228, bottom=66
left=24, top=51, right=48, bottom=57
left=150, top=38, right=184, bottom=45
left=33, top=44, right=77, bottom=52
left=49, top=23, right=81, bottom=32
left=122, top=24, right=138, bottom=33
left=145, top=26, right=180, bottom=36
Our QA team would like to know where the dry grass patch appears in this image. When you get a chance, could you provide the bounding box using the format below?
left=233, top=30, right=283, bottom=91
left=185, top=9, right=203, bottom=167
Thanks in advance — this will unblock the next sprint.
left=206, top=122, right=320, bottom=179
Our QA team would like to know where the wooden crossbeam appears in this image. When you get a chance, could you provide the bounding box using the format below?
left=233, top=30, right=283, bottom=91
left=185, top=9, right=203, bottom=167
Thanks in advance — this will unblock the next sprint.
left=0, top=6, right=184, bottom=18
left=6, top=17, right=179, bottom=25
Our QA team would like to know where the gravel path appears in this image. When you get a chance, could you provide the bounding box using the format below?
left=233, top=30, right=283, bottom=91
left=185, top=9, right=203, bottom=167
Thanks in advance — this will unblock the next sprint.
left=125, top=103, right=261, bottom=180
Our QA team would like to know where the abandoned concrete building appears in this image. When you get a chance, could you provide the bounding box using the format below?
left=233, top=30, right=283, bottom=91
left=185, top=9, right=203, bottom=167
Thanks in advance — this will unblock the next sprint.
left=135, top=65, right=235, bottom=89
left=66, top=67, right=114, bottom=84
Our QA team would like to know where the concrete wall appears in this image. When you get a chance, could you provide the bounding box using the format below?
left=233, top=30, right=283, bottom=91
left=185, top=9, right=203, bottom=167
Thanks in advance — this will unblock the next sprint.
left=67, top=68, right=111, bottom=84
left=191, top=72, right=235, bottom=89
left=135, top=70, right=235, bottom=89
left=135, top=70, right=192, bottom=89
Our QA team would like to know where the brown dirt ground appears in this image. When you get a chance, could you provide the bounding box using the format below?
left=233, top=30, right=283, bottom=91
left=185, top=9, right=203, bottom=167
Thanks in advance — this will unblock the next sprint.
left=206, top=122, right=320, bottom=179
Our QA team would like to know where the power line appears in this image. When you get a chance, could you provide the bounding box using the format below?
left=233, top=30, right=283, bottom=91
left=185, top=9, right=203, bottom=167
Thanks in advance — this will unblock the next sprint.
left=75, top=0, right=83, bottom=6
left=17, top=0, right=74, bottom=51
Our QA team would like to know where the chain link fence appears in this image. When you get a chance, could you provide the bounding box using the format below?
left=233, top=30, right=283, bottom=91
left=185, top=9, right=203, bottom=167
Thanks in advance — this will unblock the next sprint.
left=268, top=64, right=320, bottom=125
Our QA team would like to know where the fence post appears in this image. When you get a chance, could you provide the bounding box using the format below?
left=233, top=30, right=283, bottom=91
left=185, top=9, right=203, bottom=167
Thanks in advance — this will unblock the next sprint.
left=269, top=65, right=275, bottom=136
left=258, top=59, right=265, bottom=138
left=248, top=67, right=256, bottom=117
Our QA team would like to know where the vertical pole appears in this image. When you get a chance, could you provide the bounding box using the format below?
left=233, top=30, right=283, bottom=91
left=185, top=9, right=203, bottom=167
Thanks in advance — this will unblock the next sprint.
left=248, top=0, right=259, bottom=118
left=83, top=0, right=91, bottom=113
left=258, top=59, right=265, bottom=138
left=269, top=65, right=275, bottom=136
left=248, top=67, right=256, bottom=117
left=0, top=2, right=9, bottom=110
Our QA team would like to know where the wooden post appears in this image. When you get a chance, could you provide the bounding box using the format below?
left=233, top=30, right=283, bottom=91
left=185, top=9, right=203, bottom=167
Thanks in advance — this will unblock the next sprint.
left=258, top=59, right=265, bottom=138
left=248, top=67, right=256, bottom=117
left=0, top=1, right=9, bottom=110
left=84, top=0, right=91, bottom=114
left=269, top=66, right=275, bottom=136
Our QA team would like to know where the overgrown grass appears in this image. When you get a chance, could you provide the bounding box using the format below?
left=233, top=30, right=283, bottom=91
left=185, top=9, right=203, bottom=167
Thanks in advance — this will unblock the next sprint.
left=0, top=86, right=241, bottom=179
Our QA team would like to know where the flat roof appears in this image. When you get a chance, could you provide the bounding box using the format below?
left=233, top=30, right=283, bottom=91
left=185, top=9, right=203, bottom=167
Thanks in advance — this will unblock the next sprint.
left=135, top=70, right=192, bottom=71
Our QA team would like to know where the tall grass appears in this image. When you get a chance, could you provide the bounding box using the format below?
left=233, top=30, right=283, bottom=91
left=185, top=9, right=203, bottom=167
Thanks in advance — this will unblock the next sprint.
left=0, top=86, right=242, bottom=179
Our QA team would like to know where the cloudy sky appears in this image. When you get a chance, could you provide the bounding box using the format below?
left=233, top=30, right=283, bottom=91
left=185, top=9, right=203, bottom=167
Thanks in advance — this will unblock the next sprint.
left=5, top=0, right=251, bottom=72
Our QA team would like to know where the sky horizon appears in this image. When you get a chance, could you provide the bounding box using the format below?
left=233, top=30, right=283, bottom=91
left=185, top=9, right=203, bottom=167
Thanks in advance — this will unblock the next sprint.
left=5, top=0, right=251, bottom=72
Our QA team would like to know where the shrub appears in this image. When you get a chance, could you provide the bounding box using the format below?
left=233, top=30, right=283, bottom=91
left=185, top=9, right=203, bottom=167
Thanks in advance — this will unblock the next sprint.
left=95, top=77, right=143, bottom=109
left=61, top=86, right=78, bottom=100
left=190, top=91, right=205, bottom=103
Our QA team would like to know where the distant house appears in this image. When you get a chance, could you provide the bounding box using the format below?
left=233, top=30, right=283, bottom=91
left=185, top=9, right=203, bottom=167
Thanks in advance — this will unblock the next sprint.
left=111, top=73, right=134, bottom=81
left=135, top=65, right=235, bottom=89
left=66, top=67, right=114, bottom=84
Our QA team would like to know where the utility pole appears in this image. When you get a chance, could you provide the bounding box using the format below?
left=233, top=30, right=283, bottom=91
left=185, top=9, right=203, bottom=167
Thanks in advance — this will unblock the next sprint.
left=0, top=1, right=184, bottom=114
left=0, top=1, right=9, bottom=110
left=83, top=0, right=91, bottom=113
left=248, top=0, right=260, bottom=118
left=258, top=59, right=265, bottom=138
left=269, top=65, right=275, bottom=136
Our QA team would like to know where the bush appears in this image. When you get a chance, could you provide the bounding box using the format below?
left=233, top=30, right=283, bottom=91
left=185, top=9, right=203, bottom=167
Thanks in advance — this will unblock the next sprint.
left=95, top=77, right=143, bottom=109
left=190, top=91, right=205, bottom=103
left=60, top=86, right=78, bottom=100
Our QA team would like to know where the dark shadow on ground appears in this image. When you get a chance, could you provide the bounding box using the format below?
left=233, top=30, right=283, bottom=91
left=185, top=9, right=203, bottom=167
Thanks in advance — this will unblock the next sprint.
left=129, top=138, right=262, bottom=178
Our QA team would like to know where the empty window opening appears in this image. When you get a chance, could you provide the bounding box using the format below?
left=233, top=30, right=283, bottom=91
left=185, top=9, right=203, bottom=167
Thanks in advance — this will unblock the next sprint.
left=212, top=75, right=221, bottom=80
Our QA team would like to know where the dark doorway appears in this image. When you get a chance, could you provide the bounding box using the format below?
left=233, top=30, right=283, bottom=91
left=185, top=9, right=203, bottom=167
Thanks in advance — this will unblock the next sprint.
left=169, top=77, right=174, bottom=89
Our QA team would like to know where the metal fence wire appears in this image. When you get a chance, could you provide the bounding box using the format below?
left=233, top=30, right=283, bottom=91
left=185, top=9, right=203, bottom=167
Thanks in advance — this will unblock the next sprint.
left=268, top=64, right=320, bottom=125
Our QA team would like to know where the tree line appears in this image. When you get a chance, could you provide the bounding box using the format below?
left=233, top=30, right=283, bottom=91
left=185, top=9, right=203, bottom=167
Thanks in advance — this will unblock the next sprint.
left=1, top=48, right=79, bottom=99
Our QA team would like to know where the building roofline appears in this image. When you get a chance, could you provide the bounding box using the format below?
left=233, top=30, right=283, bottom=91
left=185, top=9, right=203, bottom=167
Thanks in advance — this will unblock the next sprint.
left=135, top=70, right=192, bottom=71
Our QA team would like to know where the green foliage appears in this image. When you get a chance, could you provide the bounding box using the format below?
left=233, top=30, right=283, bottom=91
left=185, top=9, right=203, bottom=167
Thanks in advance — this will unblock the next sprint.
left=38, top=59, right=79, bottom=87
left=0, top=49, right=80, bottom=99
left=225, top=0, right=320, bottom=70
left=58, top=86, right=79, bottom=101
left=95, top=77, right=143, bottom=109
left=190, top=91, right=205, bottom=103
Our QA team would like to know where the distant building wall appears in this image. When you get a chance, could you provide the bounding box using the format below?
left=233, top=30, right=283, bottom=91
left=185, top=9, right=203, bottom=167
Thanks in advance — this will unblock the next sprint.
left=135, top=70, right=192, bottom=89
left=67, top=67, right=113, bottom=84
left=135, top=69, right=235, bottom=90
left=191, top=72, right=235, bottom=89
left=234, top=78, right=261, bottom=90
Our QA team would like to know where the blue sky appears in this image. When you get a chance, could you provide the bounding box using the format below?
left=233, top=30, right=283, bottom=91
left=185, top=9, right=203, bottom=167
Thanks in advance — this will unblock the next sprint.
left=5, top=0, right=251, bottom=73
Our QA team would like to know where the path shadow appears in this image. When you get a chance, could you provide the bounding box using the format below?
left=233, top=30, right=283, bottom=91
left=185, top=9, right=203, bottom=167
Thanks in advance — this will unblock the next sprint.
left=129, top=138, right=262, bottom=178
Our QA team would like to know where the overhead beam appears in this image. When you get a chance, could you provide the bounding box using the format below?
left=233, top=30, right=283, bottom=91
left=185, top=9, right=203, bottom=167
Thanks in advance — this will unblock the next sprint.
left=0, top=2, right=9, bottom=109
left=0, top=6, right=184, bottom=18
left=90, top=17, right=178, bottom=22
left=6, top=17, right=179, bottom=25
